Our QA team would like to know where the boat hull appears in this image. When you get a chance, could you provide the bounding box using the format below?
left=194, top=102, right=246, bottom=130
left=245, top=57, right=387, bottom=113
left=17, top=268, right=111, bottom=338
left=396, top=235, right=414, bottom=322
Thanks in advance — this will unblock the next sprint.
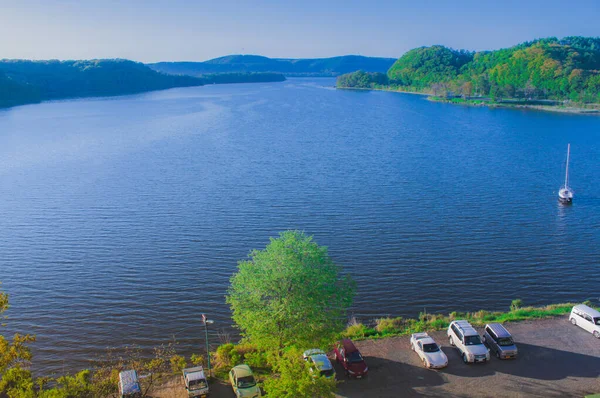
left=558, top=196, right=572, bottom=204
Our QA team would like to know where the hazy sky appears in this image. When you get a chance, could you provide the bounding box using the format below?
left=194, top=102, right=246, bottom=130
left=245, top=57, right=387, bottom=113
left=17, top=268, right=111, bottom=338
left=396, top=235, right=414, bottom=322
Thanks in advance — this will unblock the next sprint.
left=1, top=0, right=599, bottom=62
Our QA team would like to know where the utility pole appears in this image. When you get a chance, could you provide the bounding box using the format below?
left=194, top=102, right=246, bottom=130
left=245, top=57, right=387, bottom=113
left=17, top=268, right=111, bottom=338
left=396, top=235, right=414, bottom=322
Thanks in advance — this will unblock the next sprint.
left=202, top=314, right=214, bottom=376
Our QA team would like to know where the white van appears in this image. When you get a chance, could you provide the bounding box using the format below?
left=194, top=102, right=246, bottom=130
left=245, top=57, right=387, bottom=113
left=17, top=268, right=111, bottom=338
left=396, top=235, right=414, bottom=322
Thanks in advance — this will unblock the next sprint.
left=569, top=304, right=600, bottom=338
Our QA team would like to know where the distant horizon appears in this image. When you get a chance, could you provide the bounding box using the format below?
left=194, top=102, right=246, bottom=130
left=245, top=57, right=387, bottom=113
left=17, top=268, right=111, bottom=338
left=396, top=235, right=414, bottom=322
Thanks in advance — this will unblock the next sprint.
left=2, top=34, right=599, bottom=64
left=1, top=0, right=599, bottom=63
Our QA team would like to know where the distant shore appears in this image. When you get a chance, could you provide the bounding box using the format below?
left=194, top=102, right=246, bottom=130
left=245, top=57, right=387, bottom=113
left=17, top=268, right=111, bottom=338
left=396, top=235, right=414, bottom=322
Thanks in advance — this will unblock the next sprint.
left=337, top=85, right=600, bottom=115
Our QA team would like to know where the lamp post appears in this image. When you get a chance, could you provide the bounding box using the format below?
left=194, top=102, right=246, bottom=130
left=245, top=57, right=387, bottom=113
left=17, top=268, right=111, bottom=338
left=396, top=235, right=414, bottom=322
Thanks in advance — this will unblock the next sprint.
left=202, top=314, right=214, bottom=376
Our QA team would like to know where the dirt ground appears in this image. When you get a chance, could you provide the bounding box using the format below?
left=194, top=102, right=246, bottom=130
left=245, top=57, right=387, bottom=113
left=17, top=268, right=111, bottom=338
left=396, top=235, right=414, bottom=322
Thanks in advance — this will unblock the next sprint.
left=151, top=316, right=600, bottom=397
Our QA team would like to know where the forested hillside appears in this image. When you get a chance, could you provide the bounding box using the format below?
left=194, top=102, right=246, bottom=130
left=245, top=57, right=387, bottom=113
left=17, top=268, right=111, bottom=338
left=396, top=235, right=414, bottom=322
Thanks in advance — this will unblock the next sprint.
left=0, top=59, right=286, bottom=108
left=149, top=55, right=396, bottom=77
left=0, top=59, right=202, bottom=108
left=338, top=37, right=600, bottom=103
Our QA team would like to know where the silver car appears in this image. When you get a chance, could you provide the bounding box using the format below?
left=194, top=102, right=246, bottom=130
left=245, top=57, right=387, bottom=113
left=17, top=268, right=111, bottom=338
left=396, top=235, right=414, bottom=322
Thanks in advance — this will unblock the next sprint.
left=482, top=323, right=518, bottom=359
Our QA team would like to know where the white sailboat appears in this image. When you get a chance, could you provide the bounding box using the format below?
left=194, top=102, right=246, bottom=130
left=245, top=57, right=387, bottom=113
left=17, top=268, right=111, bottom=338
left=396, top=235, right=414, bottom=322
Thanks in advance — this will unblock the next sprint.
left=558, top=144, right=573, bottom=204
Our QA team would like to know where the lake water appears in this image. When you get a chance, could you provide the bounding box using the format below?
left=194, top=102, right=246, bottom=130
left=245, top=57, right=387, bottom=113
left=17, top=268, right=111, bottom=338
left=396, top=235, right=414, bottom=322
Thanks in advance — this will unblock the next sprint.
left=1, top=78, right=599, bottom=374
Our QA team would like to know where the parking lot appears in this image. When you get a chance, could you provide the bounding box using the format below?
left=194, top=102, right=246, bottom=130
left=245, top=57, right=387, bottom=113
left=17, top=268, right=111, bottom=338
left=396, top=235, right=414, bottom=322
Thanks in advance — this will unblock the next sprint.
left=336, top=316, right=600, bottom=397
left=152, top=316, right=600, bottom=397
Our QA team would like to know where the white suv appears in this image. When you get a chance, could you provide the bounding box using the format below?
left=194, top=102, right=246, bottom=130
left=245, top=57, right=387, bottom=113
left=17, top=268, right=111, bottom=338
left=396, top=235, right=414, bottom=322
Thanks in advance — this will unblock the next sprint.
left=447, top=320, right=490, bottom=364
left=569, top=304, right=600, bottom=338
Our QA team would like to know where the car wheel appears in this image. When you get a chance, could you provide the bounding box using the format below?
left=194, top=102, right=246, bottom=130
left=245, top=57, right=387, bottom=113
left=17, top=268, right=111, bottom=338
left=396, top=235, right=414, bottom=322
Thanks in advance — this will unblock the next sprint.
left=449, top=336, right=454, bottom=346
left=482, top=335, right=486, bottom=344
left=496, top=351, right=501, bottom=359
left=571, top=317, right=577, bottom=326
left=462, top=353, right=469, bottom=364
left=594, top=330, right=600, bottom=339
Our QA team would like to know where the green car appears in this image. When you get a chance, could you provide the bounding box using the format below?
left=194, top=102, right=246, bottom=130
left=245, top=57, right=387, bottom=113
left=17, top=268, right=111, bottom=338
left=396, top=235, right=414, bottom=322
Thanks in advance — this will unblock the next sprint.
left=229, top=364, right=261, bottom=398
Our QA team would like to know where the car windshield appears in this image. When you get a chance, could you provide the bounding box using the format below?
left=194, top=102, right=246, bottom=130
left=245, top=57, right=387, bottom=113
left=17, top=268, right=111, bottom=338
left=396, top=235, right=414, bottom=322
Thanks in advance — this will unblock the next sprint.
left=320, top=369, right=335, bottom=377
left=347, top=351, right=363, bottom=363
left=422, top=343, right=440, bottom=352
left=497, top=337, right=514, bottom=346
left=464, top=335, right=482, bottom=345
left=237, top=376, right=256, bottom=388
left=189, top=379, right=207, bottom=389
left=595, top=317, right=600, bottom=326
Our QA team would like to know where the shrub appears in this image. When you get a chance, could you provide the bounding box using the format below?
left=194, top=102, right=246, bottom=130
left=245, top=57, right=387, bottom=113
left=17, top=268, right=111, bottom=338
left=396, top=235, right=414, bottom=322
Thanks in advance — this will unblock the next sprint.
left=190, top=354, right=205, bottom=366
left=510, top=299, right=523, bottom=311
left=170, top=355, right=186, bottom=373
left=214, top=343, right=236, bottom=369
left=345, top=323, right=367, bottom=339
left=375, top=317, right=404, bottom=334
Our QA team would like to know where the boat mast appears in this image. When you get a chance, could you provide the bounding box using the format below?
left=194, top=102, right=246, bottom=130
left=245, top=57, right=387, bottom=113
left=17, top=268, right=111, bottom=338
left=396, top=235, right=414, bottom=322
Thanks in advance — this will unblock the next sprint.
left=564, top=143, right=570, bottom=189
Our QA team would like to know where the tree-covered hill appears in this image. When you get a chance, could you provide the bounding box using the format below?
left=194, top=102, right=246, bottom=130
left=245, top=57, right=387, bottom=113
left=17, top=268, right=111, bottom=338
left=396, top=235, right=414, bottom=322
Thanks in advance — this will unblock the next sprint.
left=148, top=55, right=396, bottom=77
left=0, top=59, right=286, bottom=108
left=0, top=59, right=203, bottom=108
left=338, top=37, right=600, bottom=103
left=386, top=45, right=473, bottom=88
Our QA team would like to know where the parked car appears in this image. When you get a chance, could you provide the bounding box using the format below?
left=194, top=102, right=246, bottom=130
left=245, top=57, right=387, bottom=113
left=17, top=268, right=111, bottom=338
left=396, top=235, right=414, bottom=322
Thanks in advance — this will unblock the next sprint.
left=410, top=332, right=448, bottom=369
left=229, top=364, right=261, bottom=398
left=182, top=366, right=209, bottom=398
left=333, top=339, right=368, bottom=378
left=118, top=370, right=141, bottom=398
left=447, top=320, right=490, bottom=364
left=482, top=323, right=518, bottom=359
left=569, top=304, right=600, bottom=338
left=303, top=349, right=335, bottom=379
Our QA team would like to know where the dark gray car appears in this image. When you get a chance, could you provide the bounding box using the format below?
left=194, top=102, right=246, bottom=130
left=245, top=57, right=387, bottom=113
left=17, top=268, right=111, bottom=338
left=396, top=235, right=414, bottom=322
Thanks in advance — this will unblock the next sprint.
left=482, top=323, right=518, bottom=359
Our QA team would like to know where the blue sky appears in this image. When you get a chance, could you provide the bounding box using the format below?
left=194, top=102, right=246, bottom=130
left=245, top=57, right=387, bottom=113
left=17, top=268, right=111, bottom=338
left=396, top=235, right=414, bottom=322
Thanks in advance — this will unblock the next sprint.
left=1, top=0, right=599, bottom=62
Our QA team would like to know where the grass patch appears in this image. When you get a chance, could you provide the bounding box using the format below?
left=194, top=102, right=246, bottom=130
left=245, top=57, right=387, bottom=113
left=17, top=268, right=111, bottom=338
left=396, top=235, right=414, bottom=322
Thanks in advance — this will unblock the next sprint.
left=343, top=302, right=582, bottom=341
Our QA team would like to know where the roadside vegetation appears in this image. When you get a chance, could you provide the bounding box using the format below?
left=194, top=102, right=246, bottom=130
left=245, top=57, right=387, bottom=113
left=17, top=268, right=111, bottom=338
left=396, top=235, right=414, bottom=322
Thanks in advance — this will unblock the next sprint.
left=344, top=300, right=587, bottom=340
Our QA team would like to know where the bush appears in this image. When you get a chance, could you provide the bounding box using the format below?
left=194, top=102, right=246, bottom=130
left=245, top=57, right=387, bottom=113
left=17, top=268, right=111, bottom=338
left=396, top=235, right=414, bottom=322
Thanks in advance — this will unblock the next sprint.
left=214, top=344, right=238, bottom=369
left=510, top=299, right=523, bottom=312
left=190, top=354, right=205, bottom=366
left=375, top=317, right=403, bottom=334
left=345, top=323, right=368, bottom=339
left=170, top=355, right=187, bottom=373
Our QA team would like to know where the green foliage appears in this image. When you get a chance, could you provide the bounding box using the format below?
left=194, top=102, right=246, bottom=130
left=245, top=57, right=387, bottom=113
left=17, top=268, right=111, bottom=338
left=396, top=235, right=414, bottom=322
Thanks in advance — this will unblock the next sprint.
left=510, top=299, right=523, bottom=311
left=387, top=45, right=473, bottom=88
left=0, top=59, right=202, bottom=108
left=190, top=353, right=205, bottom=366
left=345, top=37, right=600, bottom=103
left=336, top=70, right=389, bottom=88
left=169, top=355, right=187, bottom=374
left=0, top=366, right=36, bottom=398
left=226, top=231, right=355, bottom=354
left=244, top=350, right=269, bottom=370
left=262, top=348, right=336, bottom=398
left=344, top=303, right=578, bottom=340
left=1, top=285, right=36, bottom=391
left=375, top=317, right=404, bottom=334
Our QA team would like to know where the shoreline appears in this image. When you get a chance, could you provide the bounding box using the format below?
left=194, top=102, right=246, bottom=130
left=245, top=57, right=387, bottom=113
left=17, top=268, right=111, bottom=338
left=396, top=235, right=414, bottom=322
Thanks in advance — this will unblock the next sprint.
left=337, top=85, right=600, bottom=115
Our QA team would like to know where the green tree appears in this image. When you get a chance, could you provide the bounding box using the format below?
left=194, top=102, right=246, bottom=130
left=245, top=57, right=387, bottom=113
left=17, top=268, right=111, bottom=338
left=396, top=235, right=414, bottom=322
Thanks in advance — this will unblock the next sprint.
left=262, top=348, right=336, bottom=398
left=226, top=231, right=355, bottom=354
left=1, top=284, right=36, bottom=382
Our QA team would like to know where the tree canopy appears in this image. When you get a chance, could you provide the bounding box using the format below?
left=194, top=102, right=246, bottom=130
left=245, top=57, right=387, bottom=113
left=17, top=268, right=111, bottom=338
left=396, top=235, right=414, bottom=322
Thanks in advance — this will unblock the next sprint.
left=262, top=348, right=336, bottom=398
left=338, top=36, right=600, bottom=103
left=226, top=231, right=355, bottom=354
left=0, top=59, right=286, bottom=109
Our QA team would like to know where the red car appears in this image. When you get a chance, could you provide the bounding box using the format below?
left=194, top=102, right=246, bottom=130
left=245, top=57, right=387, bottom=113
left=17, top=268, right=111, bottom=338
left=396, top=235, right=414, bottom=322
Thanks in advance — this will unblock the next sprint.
left=333, top=339, right=368, bottom=378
